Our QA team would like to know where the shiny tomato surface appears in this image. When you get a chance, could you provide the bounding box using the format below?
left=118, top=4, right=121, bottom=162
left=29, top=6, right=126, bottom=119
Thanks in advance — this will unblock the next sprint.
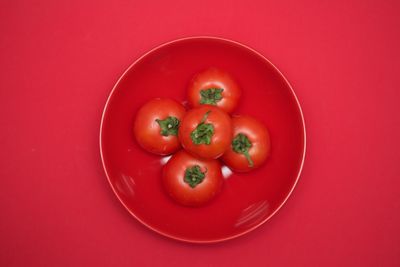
left=187, top=67, right=241, bottom=113
left=133, top=98, right=186, bottom=155
left=162, top=150, right=223, bottom=207
left=178, top=105, right=232, bottom=159
left=222, top=115, right=271, bottom=172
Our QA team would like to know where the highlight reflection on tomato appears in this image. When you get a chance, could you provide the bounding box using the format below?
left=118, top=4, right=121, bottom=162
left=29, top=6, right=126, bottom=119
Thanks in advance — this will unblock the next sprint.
left=162, top=150, right=223, bottom=207
left=133, top=98, right=186, bottom=155
left=222, top=115, right=271, bottom=172
left=188, top=68, right=241, bottom=113
left=178, top=105, right=232, bottom=159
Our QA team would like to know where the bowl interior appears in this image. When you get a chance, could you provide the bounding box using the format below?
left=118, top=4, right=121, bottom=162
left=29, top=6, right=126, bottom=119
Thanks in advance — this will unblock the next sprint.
left=100, top=37, right=305, bottom=242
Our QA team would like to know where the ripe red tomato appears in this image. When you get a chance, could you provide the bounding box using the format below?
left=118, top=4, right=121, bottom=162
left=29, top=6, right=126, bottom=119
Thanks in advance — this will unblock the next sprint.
left=222, top=115, right=271, bottom=172
left=133, top=98, right=186, bottom=155
left=187, top=68, right=241, bottom=113
left=178, top=105, right=232, bottom=159
left=162, top=150, right=223, bottom=207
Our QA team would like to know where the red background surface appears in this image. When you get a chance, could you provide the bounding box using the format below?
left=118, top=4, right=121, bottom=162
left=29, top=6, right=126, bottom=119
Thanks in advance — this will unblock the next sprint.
left=1, top=0, right=399, bottom=266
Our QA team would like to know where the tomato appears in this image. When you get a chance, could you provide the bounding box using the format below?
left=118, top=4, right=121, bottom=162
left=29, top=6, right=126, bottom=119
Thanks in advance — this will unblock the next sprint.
left=178, top=105, right=232, bottom=159
left=133, top=98, right=186, bottom=155
left=222, top=115, right=271, bottom=172
left=187, top=68, right=241, bottom=113
left=162, top=150, right=223, bottom=207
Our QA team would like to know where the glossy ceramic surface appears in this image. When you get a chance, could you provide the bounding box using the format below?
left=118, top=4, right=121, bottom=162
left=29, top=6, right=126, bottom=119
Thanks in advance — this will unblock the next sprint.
left=100, top=37, right=306, bottom=243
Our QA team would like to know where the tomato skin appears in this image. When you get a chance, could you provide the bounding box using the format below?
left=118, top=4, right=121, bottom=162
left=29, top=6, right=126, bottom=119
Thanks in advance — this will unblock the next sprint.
left=178, top=105, right=233, bottom=159
left=222, top=115, right=271, bottom=172
left=133, top=98, right=186, bottom=155
left=188, top=68, right=241, bottom=113
left=162, top=150, right=223, bottom=207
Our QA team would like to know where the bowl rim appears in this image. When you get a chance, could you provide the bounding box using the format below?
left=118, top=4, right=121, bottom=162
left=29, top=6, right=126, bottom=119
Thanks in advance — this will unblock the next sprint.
left=99, top=36, right=307, bottom=244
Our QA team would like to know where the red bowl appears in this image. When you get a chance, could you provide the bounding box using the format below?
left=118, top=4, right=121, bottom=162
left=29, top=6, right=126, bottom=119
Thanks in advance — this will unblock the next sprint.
left=100, top=37, right=306, bottom=243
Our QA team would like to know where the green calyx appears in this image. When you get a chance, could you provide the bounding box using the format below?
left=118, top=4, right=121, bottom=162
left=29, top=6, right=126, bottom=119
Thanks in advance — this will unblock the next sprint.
left=184, top=165, right=206, bottom=188
left=155, top=116, right=180, bottom=136
left=232, top=133, right=254, bottom=167
left=190, top=111, right=214, bottom=145
left=199, top=88, right=224, bottom=105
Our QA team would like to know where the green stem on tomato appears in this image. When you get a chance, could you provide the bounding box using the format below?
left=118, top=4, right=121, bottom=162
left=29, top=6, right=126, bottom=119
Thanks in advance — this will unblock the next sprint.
left=190, top=111, right=214, bottom=145
left=155, top=116, right=180, bottom=136
left=184, top=165, right=206, bottom=188
left=232, top=133, right=254, bottom=167
left=199, top=88, right=224, bottom=105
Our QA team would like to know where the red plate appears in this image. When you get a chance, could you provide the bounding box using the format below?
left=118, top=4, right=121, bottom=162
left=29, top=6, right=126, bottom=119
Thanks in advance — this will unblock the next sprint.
left=100, top=37, right=306, bottom=243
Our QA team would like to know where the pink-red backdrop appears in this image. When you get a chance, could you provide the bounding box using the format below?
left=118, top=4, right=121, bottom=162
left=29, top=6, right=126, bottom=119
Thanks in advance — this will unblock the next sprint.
left=1, top=0, right=399, bottom=266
